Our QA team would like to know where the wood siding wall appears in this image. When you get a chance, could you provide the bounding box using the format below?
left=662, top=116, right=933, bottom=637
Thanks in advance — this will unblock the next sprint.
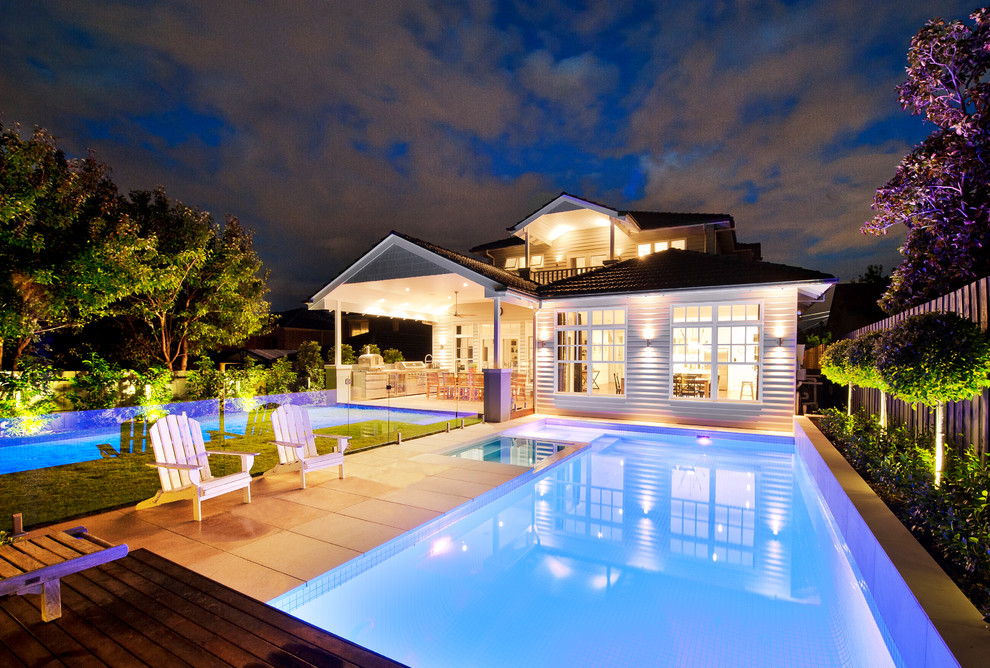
left=485, top=225, right=711, bottom=271
left=850, top=276, right=990, bottom=456
left=534, top=286, right=800, bottom=433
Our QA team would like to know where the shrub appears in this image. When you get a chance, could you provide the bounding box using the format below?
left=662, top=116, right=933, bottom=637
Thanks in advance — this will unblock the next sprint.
left=69, top=352, right=121, bottom=410
left=382, top=348, right=404, bottom=364
left=327, top=343, right=357, bottom=365
left=0, top=356, right=59, bottom=435
left=294, top=341, right=325, bottom=390
left=264, top=358, right=296, bottom=394
left=817, top=408, right=990, bottom=617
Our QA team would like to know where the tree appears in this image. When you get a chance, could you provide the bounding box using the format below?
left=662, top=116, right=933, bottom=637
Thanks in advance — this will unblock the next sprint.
left=846, top=331, right=889, bottom=428
left=876, top=311, right=990, bottom=484
left=820, top=338, right=856, bottom=415
left=294, top=340, right=325, bottom=389
left=862, top=9, right=990, bottom=313
left=0, top=124, right=148, bottom=369
left=117, top=189, right=271, bottom=371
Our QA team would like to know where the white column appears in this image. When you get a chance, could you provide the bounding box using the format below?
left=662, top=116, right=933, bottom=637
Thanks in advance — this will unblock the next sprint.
left=493, top=297, right=502, bottom=368
left=334, top=300, right=342, bottom=365
left=609, top=218, right=615, bottom=261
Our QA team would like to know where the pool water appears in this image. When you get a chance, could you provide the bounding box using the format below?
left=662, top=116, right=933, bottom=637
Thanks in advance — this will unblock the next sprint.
left=276, top=426, right=903, bottom=667
left=0, top=404, right=467, bottom=475
left=446, top=436, right=566, bottom=466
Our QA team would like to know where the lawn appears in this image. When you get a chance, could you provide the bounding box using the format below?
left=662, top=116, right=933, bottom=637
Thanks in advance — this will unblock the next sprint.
left=0, top=416, right=482, bottom=532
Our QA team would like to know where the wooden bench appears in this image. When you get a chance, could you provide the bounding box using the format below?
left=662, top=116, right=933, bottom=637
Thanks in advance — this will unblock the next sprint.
left=0, top=526, right=128, bottom=621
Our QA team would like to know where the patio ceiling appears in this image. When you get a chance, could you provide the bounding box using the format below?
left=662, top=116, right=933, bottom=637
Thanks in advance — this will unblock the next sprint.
left=313, top=273, right=492, bottom=322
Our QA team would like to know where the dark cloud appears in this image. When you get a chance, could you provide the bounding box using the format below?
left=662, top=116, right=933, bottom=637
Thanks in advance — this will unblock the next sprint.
left=0, top=0, right=974, bottom=307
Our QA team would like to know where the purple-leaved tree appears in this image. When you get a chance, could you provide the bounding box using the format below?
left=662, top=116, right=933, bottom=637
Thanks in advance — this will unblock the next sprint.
left=862, top=8, right=990, bottom=313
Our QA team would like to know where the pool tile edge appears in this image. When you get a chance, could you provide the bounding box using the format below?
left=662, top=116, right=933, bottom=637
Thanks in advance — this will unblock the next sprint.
left=794, top=416, right=988, bottom=668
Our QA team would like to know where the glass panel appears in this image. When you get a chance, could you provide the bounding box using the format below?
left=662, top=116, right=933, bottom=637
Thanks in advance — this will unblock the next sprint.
left=673, top=307, right=686, bottom=323
left=673, top=365, right=711, bottom=398
left=654, top=241, right=669, bottom=252
left=747, top=304, right=760, bottom=320
left=638, top=244, right=651, bottom=256
left=614, top=310, right=625, bottom=325
left=718, top=305, right=732, bottom=321
left=531, top=255, right=543, bottom=267
left=671, top=239, right=686, bottom=250
left=700, top=306, right=712, bottom=321
left=592, top=310, right=602, bottom=325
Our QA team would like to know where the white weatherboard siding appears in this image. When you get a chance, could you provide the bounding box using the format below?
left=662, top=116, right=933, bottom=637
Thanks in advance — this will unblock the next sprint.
left=535, top=286, right=799, bottom=433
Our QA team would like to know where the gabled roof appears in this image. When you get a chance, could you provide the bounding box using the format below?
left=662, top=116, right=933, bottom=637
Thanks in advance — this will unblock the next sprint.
left=537, top=249, right=835, bottom=298
left=389, top=231, right=540, bottom=293
left=507, top=192, right=618, bottom=233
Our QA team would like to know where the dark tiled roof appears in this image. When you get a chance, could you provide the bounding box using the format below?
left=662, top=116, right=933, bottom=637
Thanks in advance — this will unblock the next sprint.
left=621, top=211, right=733, bottom=229
left=538, top=249, right=835, bottom=297
left=391, top=231, right=541, bottom=293
left=469, top=236, right=525, bottom=254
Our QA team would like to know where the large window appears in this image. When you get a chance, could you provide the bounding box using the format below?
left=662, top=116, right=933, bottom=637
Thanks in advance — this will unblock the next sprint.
left=555, top=309, right=625, bottom=395
left=671, top=303, right=761, bottom=401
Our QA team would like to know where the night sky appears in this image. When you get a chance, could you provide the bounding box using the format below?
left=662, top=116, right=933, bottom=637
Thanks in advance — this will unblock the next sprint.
left=0, top=1, right=975, bottom=310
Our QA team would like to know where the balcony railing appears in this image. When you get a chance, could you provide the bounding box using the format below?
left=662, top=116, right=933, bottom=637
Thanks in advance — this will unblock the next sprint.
left=529, top=267, right=592, bottom=284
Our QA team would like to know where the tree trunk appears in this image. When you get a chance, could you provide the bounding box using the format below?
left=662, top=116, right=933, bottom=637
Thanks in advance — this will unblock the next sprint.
left=12, top=337, right=31, bottom=370
left=879, top=390, right=887, bottom=430
left=179, top=337, right=188, bottom=372
left=934, top=401, right=945, bottom=487
left=847, top=383, right=852, bottom=416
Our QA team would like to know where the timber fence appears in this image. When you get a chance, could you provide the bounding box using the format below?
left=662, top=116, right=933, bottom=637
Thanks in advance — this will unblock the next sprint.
left=849, top=276, right=990, bottom=456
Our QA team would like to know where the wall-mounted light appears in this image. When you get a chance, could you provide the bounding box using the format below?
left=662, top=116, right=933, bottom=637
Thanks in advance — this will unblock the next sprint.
left=643, top=329, right=654, bottom=347
left=776, top=337, right=783, bottom=346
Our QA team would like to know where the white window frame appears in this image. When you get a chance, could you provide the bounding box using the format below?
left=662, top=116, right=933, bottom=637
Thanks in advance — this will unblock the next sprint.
left=554, top=308, right=626, bottom=396
left=670, top=301, right=762, bottom=403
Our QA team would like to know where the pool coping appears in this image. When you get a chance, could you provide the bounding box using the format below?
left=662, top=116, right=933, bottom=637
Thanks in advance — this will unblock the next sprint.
left=269, top=434, right=590, bottom=613
left=794, top=416, right=989, bottom=668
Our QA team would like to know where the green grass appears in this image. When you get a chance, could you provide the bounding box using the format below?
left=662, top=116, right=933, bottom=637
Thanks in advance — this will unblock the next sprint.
left=0, top=416, right=482, bottom=532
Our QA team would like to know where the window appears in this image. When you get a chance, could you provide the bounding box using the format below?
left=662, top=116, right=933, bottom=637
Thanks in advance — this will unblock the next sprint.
left=654, top=241, right=669, bottom=252
left=349, top=319, right=369, bottom=337
left=638, top=243, right=651, bottom=257
left=530, top=255, right=544, bottom=267
left=590, top=254, right=606, bottom=266
left=671, top=239, right=686, bottom=250
left=455, top=324, right=474, bottom=372
left=504, top=257, right=517, bottom=269
left=518, top=256, right=527, bottom=269
left=555, top=309, right=625, bottom=395
left=671, top=303, right=761, bottom=401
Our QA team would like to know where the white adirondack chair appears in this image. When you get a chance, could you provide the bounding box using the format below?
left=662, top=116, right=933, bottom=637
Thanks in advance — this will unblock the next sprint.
left=137, top=413, right=259, bottom=521
left=265, top=404, right=349, bottom=489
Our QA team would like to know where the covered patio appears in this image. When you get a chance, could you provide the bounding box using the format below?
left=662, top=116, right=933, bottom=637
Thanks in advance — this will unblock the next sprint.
left=309, top=232, right=540, bottom=421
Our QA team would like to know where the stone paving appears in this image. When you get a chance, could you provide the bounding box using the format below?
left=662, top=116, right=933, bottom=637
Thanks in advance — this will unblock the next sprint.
left=39, top=415, right=538, bottom=602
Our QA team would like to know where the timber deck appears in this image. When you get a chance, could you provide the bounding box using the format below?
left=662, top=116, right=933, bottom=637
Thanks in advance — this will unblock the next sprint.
left=0, top=548, right=405, bottom=667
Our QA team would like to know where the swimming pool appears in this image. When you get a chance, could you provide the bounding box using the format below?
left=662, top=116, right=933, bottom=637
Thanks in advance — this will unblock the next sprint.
left=0, top=403, right=470, bottom=475
left=445, top=435, right=567, bottom=466
left=274, top=423, right=905, bottom=667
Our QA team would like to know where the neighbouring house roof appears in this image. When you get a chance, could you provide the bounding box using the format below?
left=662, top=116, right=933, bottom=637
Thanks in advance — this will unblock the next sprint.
left=469, top=236, right=525, bottom=254
left=537, top=249, right=836, bottom=298
left=277, top=307, right=334, bottom=330
left=220, top=348, right=296, bottom=364
left=620, top=210, right=733, bottom=230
